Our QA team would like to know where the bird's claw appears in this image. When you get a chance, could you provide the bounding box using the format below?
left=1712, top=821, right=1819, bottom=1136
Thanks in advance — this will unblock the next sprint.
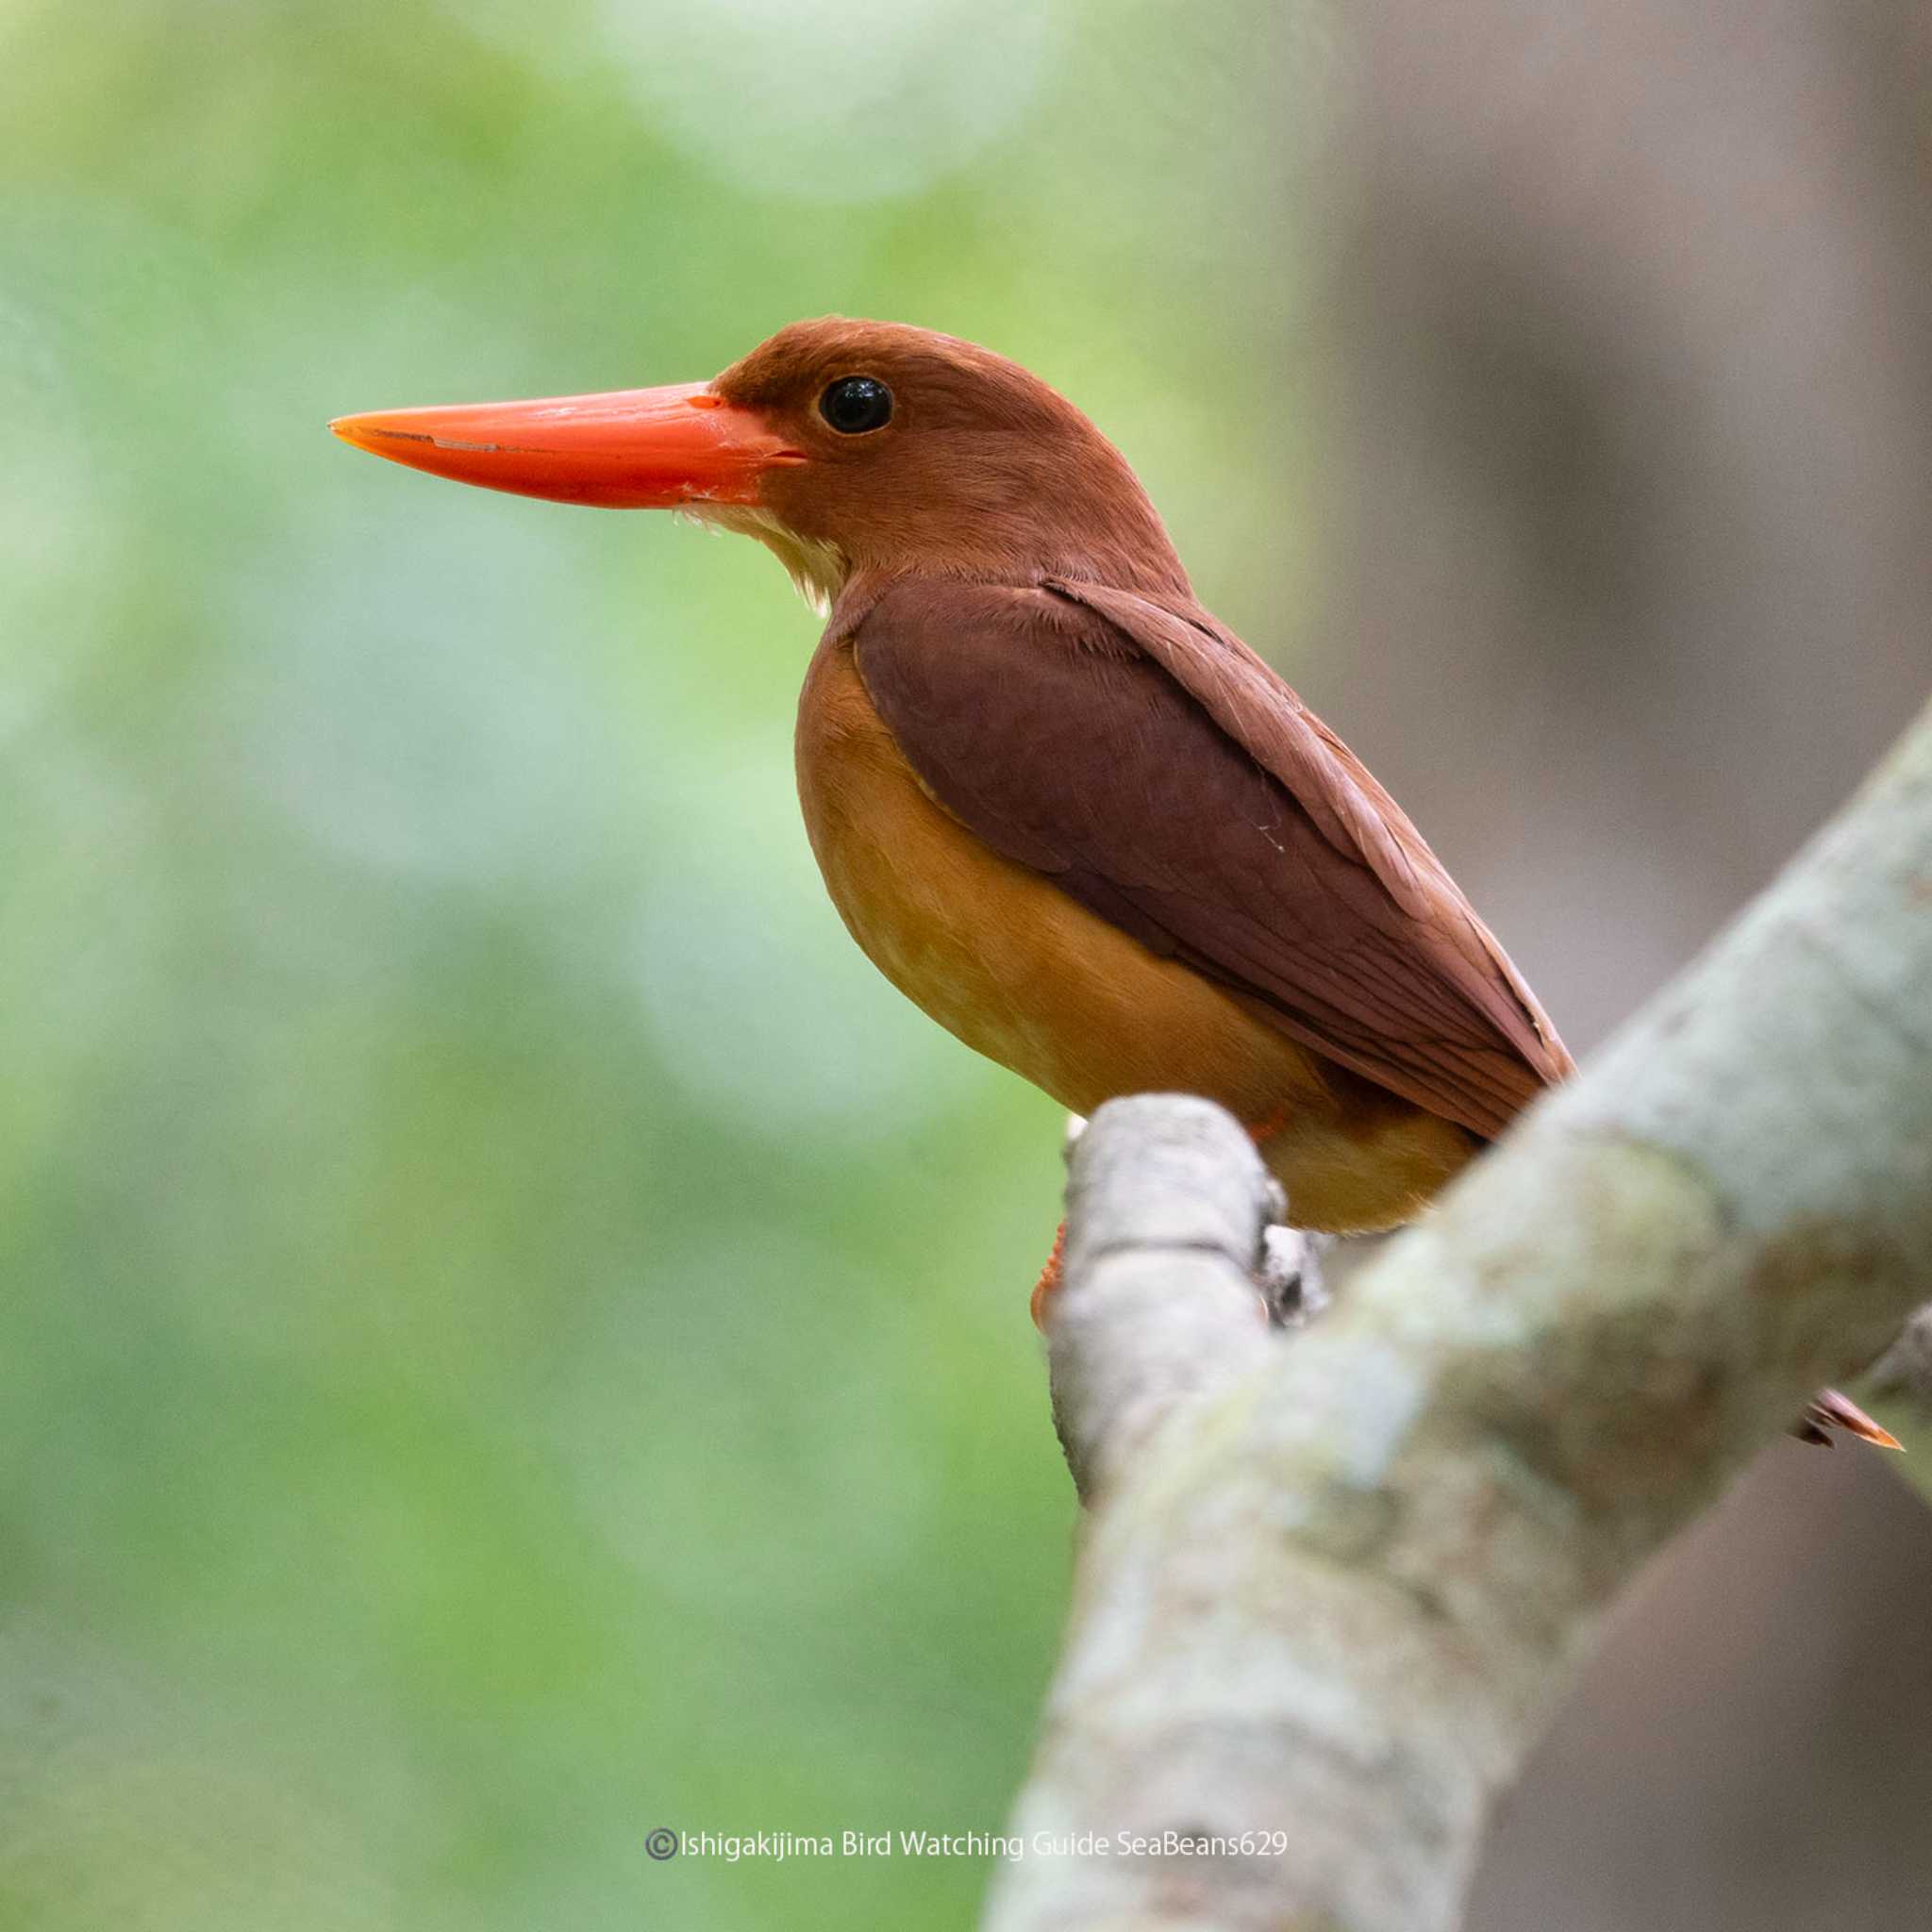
left=1257, top=1224, right=1332, bottom=1326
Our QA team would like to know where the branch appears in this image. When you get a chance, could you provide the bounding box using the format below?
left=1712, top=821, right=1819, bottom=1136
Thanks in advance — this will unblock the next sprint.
left=1045, top=1099, right=1274, bottom=1504
left=983, top=698, right=1932, bottom=1932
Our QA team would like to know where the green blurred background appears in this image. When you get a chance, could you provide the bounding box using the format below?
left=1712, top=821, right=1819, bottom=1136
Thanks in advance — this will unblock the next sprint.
left=10, top=4, right=1932, bottom=1929
left=0, top=3, right=1308, bottom=1925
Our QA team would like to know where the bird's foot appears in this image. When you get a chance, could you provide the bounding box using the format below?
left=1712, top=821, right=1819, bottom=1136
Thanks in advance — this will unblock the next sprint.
left=1029, top=1115, right=1087, bottom=1327
left=1029, top=1220, right=1068, bottom=1330
left=1030, top=1213, right=1321, bottom=1328
left=1032, top=1107, right=1315, bottom=1328
left=1242, top=1108, right=1333, bottom=1323
left=1257, top=1224, right=1333, bottom=1326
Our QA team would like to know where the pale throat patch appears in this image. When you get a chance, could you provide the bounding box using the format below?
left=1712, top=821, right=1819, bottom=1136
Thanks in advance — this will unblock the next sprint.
left=682, top=503, right=848, bottom=617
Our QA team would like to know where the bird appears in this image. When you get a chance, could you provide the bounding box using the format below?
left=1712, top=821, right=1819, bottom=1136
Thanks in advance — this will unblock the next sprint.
left=331, top=317, right=1896, bottom=1449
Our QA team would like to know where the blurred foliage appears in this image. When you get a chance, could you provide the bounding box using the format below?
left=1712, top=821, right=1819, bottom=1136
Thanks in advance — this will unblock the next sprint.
left=0, top=1, right=1312, bottom=1924
left=1867, top=1396, right=1932, bottom=1505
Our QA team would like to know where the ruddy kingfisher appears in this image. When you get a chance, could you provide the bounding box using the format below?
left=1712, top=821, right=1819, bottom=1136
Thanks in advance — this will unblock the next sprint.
left=332, top=318, right=1892, bottom=1447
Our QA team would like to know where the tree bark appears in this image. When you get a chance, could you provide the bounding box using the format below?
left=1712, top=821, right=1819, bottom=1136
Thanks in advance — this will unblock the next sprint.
left=982, top=698, right=1932, bottom=1932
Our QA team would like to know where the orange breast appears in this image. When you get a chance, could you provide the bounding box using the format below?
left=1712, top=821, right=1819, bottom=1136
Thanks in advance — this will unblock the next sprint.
left=792, top=637, right=1475, bottom=1232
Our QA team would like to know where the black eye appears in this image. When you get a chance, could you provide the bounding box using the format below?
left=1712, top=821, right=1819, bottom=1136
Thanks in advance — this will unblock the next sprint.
left=818, top=375, right=893, bottom=435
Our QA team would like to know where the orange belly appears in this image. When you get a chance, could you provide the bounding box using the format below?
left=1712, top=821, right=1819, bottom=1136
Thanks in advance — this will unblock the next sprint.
left=793, top=638, right=1475, bottom=1232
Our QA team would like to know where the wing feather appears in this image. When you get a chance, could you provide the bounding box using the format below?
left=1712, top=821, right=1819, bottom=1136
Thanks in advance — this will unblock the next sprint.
left=850, top=578, right=1571, bottom=1138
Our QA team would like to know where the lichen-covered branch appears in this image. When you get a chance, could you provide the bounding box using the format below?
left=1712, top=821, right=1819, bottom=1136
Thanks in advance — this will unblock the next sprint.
left=982, top=698, right=1932, bottom=1932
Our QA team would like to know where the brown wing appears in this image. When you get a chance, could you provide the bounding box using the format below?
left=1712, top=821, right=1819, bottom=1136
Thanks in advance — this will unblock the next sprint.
left=850, top=577, right=1571, bottom=1138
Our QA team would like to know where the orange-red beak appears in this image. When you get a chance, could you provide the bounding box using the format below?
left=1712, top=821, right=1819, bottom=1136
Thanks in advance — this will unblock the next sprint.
left=329, top=382, right=801, bottom=509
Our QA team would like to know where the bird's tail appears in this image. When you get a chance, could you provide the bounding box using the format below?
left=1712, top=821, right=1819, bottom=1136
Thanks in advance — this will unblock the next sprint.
left=1795, top=1387, right=1903, bottom=1449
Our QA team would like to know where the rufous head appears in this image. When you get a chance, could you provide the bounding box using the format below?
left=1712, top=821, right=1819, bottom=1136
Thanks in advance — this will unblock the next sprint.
left=331, top=318, right=1189, bottom=613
